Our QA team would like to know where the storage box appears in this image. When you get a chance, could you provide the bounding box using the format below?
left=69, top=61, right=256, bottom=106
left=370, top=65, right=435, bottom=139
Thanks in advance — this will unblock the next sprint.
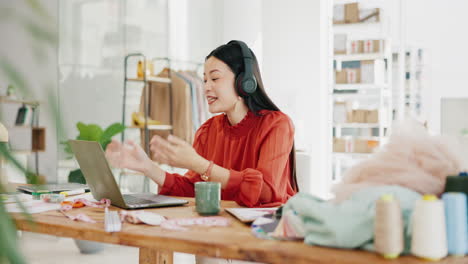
left=363, top=40, right=384, bottom=53
left=349, top=40, right=364, bottom=54
left=335, top=68, right=361, bottom=84
left=32, top=127, right=46, bottom=151
left=354, top=139, right=379, bottom=153
left=345, top=3, right=360, bottom=24
left=335, top=70, right=348, bottom=84
left=333, top=138, right=353, bottom=153
left=360, top=8, right=380, bottom=23
left=351, top=109, right=367, bottom=123
left=334, top=34, right=347, bottom=54
left=346, top=68, right=361, bottom=83
left=333, top=4, right=345, bottom=24
left=366, top=110, right=379, bottom=123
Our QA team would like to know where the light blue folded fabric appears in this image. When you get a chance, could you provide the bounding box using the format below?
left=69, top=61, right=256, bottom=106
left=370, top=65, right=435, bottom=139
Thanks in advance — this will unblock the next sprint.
left=283, top=185, right=421, bottom=253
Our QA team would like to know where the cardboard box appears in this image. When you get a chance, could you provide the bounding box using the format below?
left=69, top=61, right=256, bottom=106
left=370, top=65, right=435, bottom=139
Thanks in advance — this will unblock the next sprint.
left=366, top=110, right=379, bottom=123
left=335, top=68, right=361, bottom=84
left=354, top=139, right=379, bottom=153
left=345, top=3, right=360, bottom=23
left=348, top=40, right=364, bottom=54
left=363, top=40, right=384, bottom=53
left=346, top=68, right=361, bottom=83
left=333, top=4, right=345, bottom=24
left=333, top=138, right=346, bottom=152
left=334, top=34, right=347, bottom=54
left=360, top=8, right=380, bottom=23
left=351, top=109, right=367, bottom=123
left=333, top=138, right=354, bottom=153
left=335, top=70, right=348, bottom=84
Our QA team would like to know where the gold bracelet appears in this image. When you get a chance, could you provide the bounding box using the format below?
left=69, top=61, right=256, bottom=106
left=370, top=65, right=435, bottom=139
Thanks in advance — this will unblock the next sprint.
left=200, top=161, right=214, bottom=181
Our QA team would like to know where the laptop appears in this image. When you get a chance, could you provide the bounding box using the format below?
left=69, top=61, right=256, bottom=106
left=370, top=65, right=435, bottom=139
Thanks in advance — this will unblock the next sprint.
left=69, top=140, right=188, bottom=209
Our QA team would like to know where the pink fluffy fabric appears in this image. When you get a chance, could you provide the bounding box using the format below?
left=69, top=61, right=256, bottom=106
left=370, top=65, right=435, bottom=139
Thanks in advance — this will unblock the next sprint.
left=332, top=121, right=465, bottom=202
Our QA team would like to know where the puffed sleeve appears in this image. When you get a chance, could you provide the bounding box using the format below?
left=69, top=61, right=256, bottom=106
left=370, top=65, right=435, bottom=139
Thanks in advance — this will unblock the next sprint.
left=224, top=113, right=294, bottom=207
left=158, top=118, right=212, bottom=196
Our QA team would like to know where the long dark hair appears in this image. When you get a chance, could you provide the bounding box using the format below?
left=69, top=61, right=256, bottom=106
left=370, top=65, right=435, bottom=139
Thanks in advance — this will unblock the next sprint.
left=206, top=41, right=299, bottom=192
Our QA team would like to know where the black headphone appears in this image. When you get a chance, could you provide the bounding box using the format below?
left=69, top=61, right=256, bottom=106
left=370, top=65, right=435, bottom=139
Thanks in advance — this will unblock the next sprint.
left=228, top=40, right=257, bottom=96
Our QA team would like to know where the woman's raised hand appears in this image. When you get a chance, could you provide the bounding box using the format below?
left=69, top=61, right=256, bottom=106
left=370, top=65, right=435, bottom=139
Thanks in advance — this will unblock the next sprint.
left=150, top=135, right=207, bottom=172
left=105, top=139, right=152, bottom=174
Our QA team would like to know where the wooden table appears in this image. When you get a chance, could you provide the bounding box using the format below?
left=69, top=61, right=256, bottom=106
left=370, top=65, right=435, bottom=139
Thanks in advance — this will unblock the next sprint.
left=10, top=198, right=468, bottom=264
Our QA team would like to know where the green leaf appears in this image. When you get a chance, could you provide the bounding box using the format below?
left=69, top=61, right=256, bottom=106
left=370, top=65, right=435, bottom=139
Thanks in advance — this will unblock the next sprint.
left=68, top=169, right=86, bottom=184
left=99, top=123, right=125, bottom=150
left=0, top=200, right=27, bottom=264
left=76, top=122, right=103, bottom=141
left=60, top=140, right=73, bottom=156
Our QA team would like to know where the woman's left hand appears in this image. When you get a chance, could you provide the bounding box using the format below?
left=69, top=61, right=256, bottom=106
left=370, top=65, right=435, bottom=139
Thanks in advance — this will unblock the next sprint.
left=150, top=134, right=207, bottom=172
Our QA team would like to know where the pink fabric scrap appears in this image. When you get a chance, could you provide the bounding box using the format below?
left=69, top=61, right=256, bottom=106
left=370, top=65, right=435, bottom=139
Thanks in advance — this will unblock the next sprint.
left=161, top=216, right=231, bottom=231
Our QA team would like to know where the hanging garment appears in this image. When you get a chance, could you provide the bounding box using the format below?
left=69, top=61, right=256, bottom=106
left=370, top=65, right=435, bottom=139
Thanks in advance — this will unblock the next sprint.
left=139, top=68, right=193, bottom=148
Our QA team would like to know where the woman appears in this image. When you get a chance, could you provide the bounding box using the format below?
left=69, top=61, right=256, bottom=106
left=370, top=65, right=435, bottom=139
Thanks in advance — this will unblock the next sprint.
left=106, top=40, right=298, bottom=208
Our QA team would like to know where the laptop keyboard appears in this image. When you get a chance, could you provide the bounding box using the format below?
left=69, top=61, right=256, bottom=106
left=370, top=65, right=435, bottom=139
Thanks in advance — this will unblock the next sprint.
left=122, top=194, right=164, bottom=205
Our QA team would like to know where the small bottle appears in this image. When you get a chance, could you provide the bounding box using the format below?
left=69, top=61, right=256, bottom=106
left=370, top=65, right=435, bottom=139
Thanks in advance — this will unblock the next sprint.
left=411, top=195, right=448, bottom=261
left=442, top=192, right=467, bottom=256
left=137, top=61, right=144, bottom=78
left=374, top=194, right=403, bottom=259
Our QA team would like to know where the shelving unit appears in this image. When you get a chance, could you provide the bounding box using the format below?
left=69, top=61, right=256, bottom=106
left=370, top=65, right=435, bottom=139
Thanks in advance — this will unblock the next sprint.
left=332, top=1, right=393, bottom=182
left=392, top=47, right=424, bottom=120
left=122, top=53, right=174, bottom=192
left=122, top=53, right=174, bottom=151
left=0, top=96, right=44, bottom=182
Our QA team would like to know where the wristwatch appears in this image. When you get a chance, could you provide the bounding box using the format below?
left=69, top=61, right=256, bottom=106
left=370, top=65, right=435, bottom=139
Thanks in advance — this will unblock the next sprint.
left=200, top=161, right=214, bottom=181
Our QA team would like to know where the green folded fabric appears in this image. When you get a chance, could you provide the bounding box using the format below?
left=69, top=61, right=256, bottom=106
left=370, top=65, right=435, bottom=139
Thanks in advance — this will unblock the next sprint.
left=283, top=185, right=421, bottom=253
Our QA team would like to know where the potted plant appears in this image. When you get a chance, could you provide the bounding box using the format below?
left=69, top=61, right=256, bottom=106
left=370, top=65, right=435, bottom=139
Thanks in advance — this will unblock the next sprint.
left=62, top=122, right=125, bottom=184
left=61, top=122, right=125, bottom=254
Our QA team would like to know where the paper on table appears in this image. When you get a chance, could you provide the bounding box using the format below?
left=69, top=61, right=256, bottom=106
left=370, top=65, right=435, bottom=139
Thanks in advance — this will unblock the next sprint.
left=225, top=207, right=278, bottom=223
left=5, top=199, right=61, bottom=214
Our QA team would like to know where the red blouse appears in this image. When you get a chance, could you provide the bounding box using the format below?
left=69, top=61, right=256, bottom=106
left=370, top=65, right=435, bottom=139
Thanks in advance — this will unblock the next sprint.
left=159, top=110, right=296, bottom=207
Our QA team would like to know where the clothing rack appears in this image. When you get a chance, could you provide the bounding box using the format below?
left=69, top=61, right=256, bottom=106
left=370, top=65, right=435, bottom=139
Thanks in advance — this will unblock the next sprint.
left=121, top=54, right=203, bottom=192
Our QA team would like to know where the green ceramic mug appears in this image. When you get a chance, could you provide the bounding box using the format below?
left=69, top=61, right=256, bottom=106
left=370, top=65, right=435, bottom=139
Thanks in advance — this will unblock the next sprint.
left=195, top=182, right=221, bottom=215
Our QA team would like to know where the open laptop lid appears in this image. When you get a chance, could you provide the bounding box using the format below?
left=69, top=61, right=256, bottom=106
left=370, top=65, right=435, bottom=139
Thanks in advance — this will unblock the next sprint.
left=68, top=140, right=128, bottom=208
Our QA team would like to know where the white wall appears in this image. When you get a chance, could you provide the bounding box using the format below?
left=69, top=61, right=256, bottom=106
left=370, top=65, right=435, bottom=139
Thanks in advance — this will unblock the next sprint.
left=0, top=0, right=59, bottom=181
left=397, top=0, right=468, bottom=133
left=262, top=0, right=332, bottom=197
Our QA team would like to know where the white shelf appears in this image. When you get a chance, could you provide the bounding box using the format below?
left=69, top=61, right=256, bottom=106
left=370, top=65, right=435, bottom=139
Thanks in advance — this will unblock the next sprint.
left=334, top=123, right=383, bottom=128
left=126, top=76, right=171, bottom=84
left=333, top=93, right=381, bottom=100
left=334, top=84, right=389, bottom=90
left=0, top=96, right=39, bottom=106
left=333, top=152, right=374, bottom=159
left=334, top=53, right=388, bottom=62
left=127, top=125, right=173, bottom=131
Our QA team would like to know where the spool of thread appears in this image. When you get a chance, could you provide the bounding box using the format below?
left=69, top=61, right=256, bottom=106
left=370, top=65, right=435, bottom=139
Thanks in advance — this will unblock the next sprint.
left=442, top=192, right=468, bottom=256
left=411, top=195, right=448, bottom=261
left=444, top=172, right=468, bottom=196
left=374, top=194, right=404, bottom=259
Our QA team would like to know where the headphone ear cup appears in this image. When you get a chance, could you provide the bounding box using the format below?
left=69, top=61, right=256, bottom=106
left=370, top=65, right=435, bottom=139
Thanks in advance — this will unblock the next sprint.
left=242, top=76, right=257, bottom=94
left=235, top=72, right=246, bottom=96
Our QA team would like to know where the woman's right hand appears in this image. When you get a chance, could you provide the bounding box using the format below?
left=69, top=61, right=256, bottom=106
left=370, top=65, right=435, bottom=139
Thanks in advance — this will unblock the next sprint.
left=105, top=139, right=152, bottom=174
